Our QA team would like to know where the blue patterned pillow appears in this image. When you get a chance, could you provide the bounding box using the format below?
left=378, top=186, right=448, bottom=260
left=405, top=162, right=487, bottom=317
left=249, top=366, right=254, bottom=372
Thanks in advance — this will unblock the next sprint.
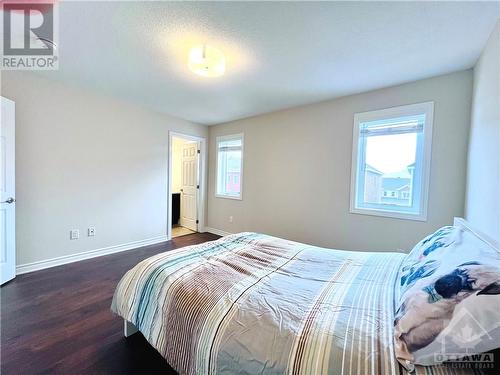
left=394, top=226, right=500, bottom=370
left=407, top=226, right=458, bottom=261
left=399, top=226, right=461, bottom=295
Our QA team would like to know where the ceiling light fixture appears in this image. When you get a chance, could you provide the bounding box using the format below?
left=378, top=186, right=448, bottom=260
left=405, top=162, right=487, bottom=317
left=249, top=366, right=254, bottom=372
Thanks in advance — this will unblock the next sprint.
left=188, top=45, right=225, bottom=78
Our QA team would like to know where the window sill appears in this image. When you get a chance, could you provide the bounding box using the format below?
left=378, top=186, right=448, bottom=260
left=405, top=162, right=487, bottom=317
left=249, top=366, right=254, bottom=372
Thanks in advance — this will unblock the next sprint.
left=215, top=194, right=242, bottom=201
left=349, top=207, right=427, bottom=222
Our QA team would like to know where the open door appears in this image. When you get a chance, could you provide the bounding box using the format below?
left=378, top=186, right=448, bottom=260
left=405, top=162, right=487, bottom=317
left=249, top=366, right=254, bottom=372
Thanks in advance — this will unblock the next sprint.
left=179, top=142, right=199, bottom=231
left=1, top=97, right=16, bottom=285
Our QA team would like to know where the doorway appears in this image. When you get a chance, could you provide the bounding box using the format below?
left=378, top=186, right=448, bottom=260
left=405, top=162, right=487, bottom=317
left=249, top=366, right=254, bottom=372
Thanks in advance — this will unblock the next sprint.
left=168, top=132, right=206, bottom=239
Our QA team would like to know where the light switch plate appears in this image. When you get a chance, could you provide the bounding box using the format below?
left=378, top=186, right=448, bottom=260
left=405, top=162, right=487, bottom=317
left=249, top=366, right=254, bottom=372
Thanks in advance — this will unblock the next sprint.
left=88, top=226, right=96, bottom=237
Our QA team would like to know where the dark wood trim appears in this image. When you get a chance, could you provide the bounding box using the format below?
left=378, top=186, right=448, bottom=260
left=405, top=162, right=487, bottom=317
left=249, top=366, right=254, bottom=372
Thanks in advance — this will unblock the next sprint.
left=1, top=233, right=219, bottom=374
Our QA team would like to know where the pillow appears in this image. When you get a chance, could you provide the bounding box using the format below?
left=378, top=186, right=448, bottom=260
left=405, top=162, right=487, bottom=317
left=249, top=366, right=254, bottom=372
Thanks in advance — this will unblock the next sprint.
left=394, top=225, right=500, bottom=371
left=404, top=226, right=459, bottom=262
left=399, top=226, right=462, bottom=297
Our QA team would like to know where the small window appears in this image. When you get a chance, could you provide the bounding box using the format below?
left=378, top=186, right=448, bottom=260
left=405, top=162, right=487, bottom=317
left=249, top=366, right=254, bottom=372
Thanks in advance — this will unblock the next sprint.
left=350, top=102, right=433, bottom=221
left=216, top=134, right=243, bottom=199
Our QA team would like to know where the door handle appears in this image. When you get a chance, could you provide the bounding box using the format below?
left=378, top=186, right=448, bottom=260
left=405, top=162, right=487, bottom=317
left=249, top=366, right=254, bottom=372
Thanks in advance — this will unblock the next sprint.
left=1, top=197, right=15, bottom=204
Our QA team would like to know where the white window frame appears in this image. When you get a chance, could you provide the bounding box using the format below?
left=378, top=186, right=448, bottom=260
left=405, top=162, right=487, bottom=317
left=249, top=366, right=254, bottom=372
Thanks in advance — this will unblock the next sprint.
left=349, top=102, right=434, bottom=221
left=215, top=133, right=244, bottom=200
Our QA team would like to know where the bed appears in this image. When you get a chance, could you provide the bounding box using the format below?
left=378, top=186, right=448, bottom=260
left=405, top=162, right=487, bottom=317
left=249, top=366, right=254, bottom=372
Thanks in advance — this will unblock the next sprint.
left=111, top=218, right=498, bottom=375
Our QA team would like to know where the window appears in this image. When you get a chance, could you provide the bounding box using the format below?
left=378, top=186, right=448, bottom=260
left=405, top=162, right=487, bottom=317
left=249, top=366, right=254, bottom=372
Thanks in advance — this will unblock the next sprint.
left=350, top=102, right=433, bottom=221
left=216, top=134, right=243, bottom=199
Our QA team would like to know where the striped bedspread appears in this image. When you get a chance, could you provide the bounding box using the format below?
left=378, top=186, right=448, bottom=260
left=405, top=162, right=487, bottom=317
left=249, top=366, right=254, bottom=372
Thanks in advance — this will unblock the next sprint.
left=111, top=233, right=474, bottom=375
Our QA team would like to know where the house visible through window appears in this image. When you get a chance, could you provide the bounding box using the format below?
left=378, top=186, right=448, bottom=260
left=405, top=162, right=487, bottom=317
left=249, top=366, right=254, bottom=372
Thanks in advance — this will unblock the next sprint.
left=350, top=102, right=434, bottom=221
left=216, top=134, right=243, bottom=199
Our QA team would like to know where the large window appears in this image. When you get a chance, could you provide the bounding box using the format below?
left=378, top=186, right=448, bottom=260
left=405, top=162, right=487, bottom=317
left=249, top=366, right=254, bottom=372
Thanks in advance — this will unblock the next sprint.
left=350, top=102, right=434, bottom=221
left=216, top=134, right=243, bottom=199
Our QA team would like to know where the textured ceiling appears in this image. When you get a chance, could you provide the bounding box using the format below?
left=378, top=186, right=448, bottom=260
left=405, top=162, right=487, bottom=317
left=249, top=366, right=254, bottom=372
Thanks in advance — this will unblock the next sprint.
left=36, top=1, right=499, bottom=125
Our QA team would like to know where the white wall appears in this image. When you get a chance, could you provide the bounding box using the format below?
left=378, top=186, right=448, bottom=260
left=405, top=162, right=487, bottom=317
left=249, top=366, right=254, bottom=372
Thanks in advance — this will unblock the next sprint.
left=208, top=71, right=473, bottom=252
left=465, top=22, right=500, bottom=243
left=1, top=72, right=207, bottom=266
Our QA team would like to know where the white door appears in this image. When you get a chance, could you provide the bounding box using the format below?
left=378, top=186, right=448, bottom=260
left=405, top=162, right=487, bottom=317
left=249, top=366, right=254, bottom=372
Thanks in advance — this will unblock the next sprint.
left=179, top=142, right=198, bottom=231
left=1, top=97, right=16, bottom=285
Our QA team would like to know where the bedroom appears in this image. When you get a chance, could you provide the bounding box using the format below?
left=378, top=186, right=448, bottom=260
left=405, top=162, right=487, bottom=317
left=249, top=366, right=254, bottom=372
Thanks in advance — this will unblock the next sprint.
left=1, top=1, right=499, bottom=374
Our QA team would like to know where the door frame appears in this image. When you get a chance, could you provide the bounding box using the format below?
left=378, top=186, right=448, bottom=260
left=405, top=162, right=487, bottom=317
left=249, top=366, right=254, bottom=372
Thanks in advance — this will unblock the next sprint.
left=1, top=96, right=16, bottom=285
left=167, top=131, right=207, bottom=240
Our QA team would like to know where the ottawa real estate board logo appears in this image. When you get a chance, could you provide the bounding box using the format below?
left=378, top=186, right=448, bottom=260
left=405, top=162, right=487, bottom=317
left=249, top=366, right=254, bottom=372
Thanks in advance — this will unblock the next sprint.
left=1, top=1, right=59, bottom=70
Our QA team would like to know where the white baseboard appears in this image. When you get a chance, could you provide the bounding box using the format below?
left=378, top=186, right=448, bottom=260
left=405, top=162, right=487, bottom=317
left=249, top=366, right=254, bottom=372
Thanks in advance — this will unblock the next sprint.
left=204, top=227, right=232, bottom=237
left=16, top=235, right=168, bottom=275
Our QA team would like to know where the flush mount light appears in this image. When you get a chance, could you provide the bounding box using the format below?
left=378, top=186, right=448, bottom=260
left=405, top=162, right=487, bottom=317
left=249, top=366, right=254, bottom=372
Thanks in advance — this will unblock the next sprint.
left=188, top=45, right=225, bottom=77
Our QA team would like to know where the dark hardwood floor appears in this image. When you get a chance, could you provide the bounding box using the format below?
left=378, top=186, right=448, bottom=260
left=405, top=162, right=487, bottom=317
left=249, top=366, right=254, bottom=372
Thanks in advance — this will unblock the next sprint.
left=1, top=232, right=220, bottom=375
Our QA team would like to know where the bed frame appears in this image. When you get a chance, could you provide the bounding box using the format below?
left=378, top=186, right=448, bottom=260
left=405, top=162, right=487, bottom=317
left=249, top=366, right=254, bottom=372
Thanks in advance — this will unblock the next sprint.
left=123, top=217, right=499, bottom=338
left=124, top=320, right=138, bottom=337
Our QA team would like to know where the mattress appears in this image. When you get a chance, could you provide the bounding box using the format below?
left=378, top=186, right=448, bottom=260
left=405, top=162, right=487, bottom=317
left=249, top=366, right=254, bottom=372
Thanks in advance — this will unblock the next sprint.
left=111, top=232, right=476, bottom=375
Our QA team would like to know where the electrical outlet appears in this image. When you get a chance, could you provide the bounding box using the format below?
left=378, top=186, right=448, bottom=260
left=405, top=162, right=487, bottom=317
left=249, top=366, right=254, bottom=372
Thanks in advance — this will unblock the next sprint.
left=229, top=216, right=233, bottom=223
left=88, top=226, right=96, bottom=237
left=70, top=229, right=80, bottom=240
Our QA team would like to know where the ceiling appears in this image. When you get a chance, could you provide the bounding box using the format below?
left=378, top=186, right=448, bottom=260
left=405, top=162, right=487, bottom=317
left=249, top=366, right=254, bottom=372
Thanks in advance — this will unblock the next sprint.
left=37, top=1, right=499, bottom=125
